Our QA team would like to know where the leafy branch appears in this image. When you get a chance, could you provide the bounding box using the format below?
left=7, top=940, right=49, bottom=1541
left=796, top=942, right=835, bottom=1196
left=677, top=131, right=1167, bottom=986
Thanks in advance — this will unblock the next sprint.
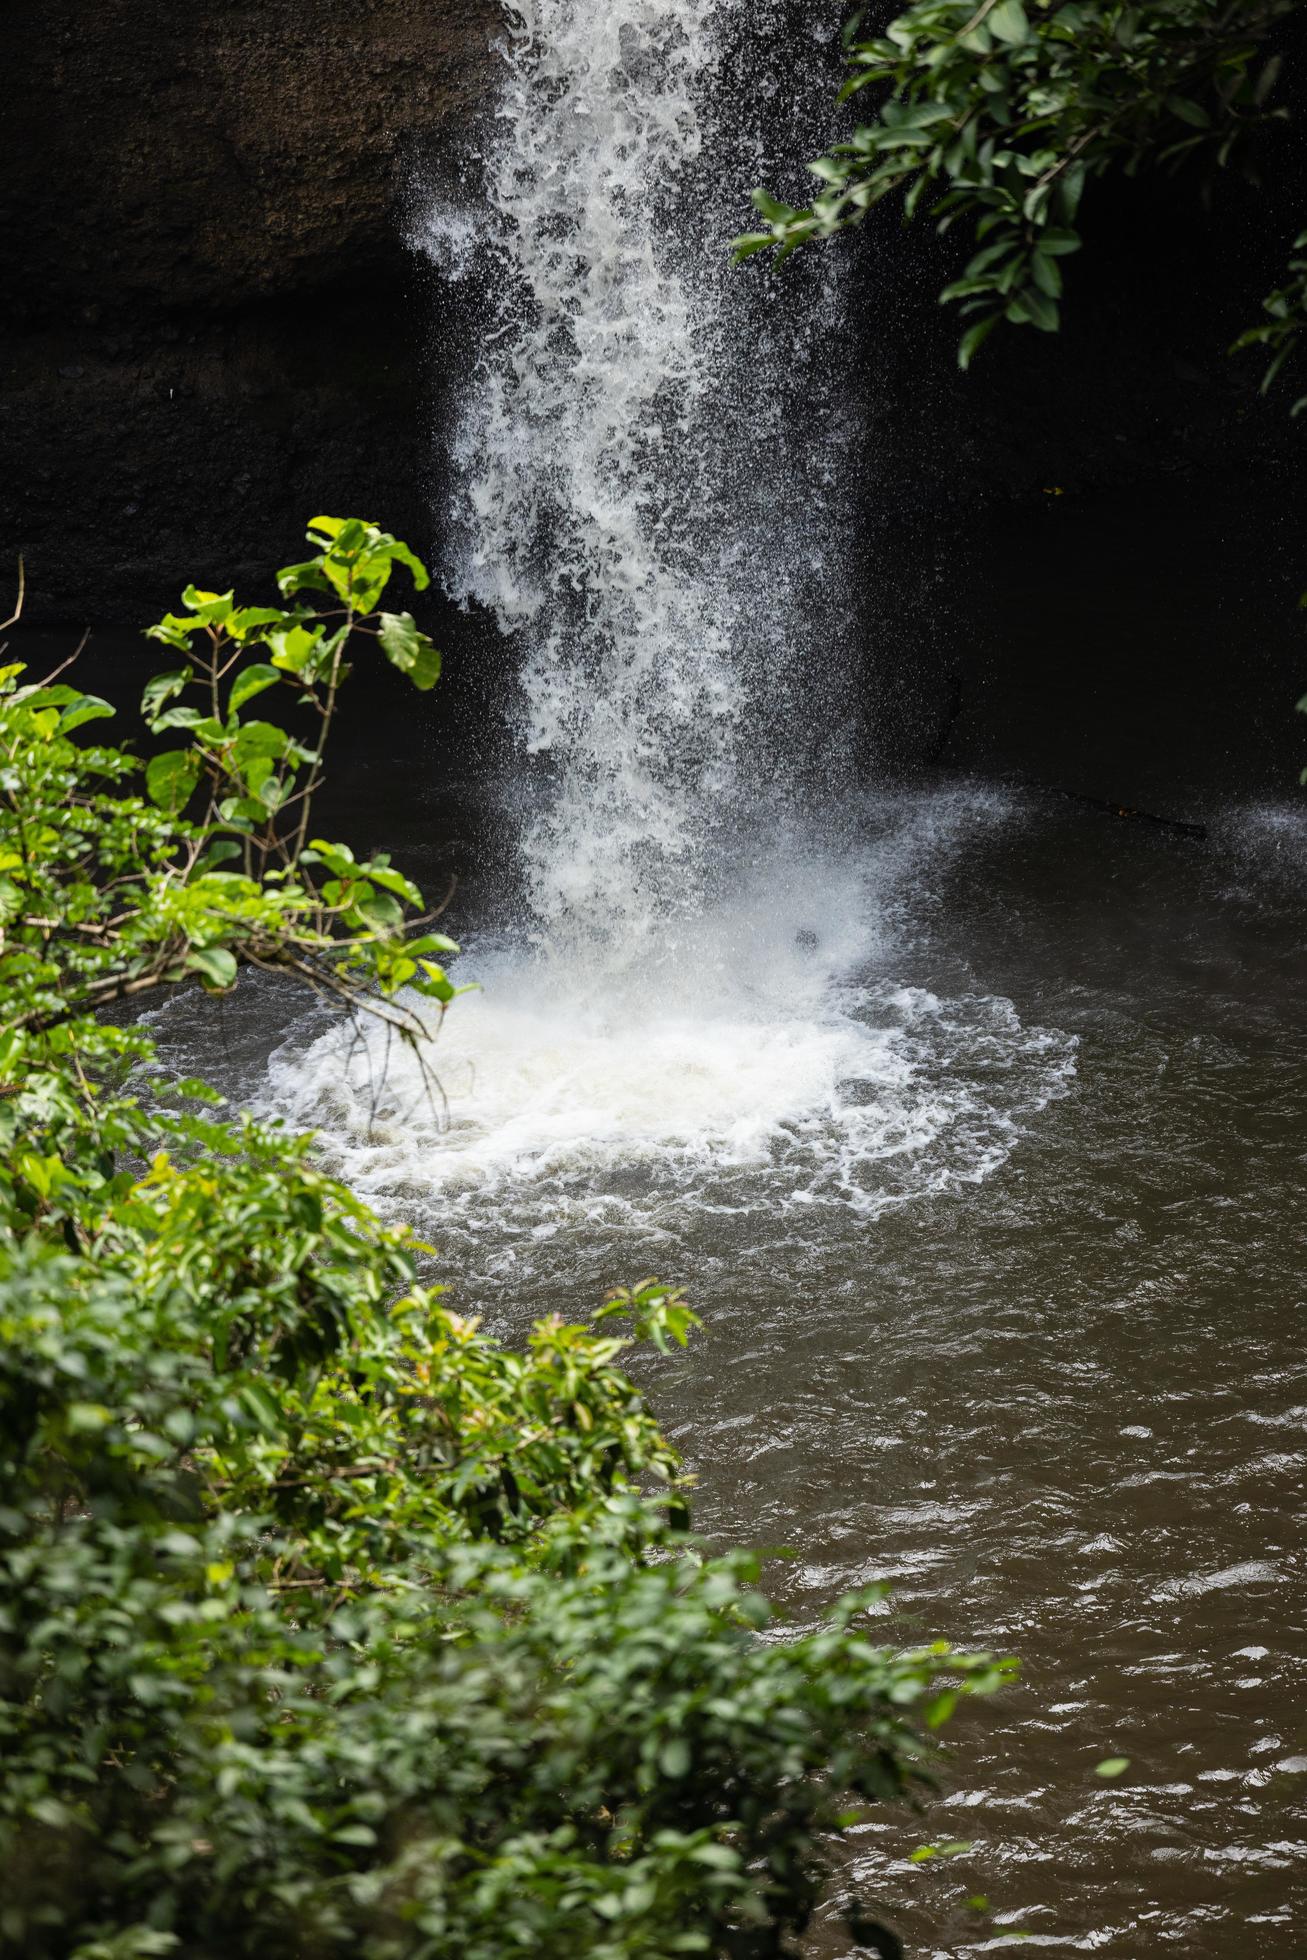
left=735, top=0, right=1298, bottom=373
left=0, top=518, right=467, bottom=1054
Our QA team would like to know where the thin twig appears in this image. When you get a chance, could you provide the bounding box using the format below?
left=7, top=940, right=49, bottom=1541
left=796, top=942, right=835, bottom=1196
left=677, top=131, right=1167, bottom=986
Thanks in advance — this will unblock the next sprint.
left=34, top=629, right=91, bottom=690
left=0, top=558, right=25, bottom=635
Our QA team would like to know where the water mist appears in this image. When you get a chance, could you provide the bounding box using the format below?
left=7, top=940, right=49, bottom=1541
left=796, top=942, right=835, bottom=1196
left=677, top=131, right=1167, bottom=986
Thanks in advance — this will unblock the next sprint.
left=263, top=0, right=1074, bottom=1256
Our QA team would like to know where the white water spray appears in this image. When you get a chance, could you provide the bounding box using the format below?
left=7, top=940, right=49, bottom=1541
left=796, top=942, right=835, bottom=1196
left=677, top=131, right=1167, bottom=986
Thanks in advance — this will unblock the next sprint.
left=429, top=0, right=821, bottom=956
left=260, top=2, right=1075, bottom=1257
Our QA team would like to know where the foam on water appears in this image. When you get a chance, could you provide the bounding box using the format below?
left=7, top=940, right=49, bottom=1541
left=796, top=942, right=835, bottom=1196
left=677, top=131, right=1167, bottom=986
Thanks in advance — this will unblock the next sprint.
left=266, top=962, right=1073, bottom=1220
left=260, top=2, right=1076, bottom=1229
left=263, top=806, right=1077, bottom=1236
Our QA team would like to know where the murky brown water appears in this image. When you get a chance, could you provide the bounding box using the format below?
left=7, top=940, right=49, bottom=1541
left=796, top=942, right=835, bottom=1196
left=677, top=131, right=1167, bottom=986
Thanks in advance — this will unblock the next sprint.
left=660, top=798, right=1307, bottom=1955
left=161, top=784, right=1307, bottom=1955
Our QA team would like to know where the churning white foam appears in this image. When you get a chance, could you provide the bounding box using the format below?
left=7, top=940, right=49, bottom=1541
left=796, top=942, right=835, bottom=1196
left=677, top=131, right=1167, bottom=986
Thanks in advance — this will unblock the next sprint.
left=262, top=810, right=1077, bottom=1234
left=262, top=6, right=1077, bottom=1237
left=267, top=963, right=1073, bottom=1219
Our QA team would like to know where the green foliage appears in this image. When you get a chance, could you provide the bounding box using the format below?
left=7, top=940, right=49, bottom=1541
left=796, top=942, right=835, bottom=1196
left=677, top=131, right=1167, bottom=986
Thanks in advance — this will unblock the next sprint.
left=1, top=515, right=457, bottom=1060
left=1233, top=224, right=1307, bottom=410
left=737, top=0, right=1298, bottom=370
left=0, top=525, right=1016, bottom=1957
left=0, top=1210, right=1009, bottom=1958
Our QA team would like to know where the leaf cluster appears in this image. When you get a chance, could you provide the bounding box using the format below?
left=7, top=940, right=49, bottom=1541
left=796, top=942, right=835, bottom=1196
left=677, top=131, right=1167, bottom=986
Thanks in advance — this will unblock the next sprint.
left=737, top=0, right=1297, bottom=370
left=0, top=518, right=457, bottom=1062
left=1233, top=224, right=1307, bottom=410
left=0, top=1182, right=1012, bottom=1960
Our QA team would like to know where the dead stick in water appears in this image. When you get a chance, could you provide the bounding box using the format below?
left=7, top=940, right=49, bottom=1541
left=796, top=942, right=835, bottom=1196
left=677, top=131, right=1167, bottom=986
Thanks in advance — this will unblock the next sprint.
left=1017, top=777, right=1207, bottom=841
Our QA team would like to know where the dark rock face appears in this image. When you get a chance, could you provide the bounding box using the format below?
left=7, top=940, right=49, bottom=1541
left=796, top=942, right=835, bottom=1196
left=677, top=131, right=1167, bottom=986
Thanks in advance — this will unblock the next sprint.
left=3, top=0, right=501, bottom=623
left=5, top=1, right=1306, bottom=801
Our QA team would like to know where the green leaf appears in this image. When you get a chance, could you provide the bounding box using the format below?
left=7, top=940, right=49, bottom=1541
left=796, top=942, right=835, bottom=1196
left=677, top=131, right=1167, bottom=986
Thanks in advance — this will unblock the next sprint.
left=385, top=538, right=431, bottom=594
left=19, top=1152, right=65, bottom=1200
left=1058, top=165, right=1087, bottom=224
left=169, top=1077, right=225, bottom=1104
left=146, top=750, right=201, bottom=812
left=19, top=683, right=81, bottom=708
left=229, top=664, right=283, bottom=713
left=1015, top=285, right=1060, bottom=332
left=237, top=1379, right=285, bottom=1432
left=1031, top=251, right=1063, bottom=299
left=350, top=888, right=405, bottom=933
left=186, top=946, right=238, bottom=991
left=964, top=239, right=1022, bottom=279
left=361, top=861, right=423, bottom=906
left=214, top=799, right=256, bottom=830
left=150, top=706, right=208, bottom=732
left=1038, top=229, right=1082, bottom=257
left=1095, top=1757, right=1130, bottom=1779
left=1165, top=94, right=1210, bottom=129
left=58, top=695, right=115, bottom=734
left=305, top=840, right=358, bottom=877
left=988, top=0, right=1029, bottom=44
left=264, top=622, right=324, bottom=674
left=146, top=615, right=207, bottom=651
left=231, top=721, right=289, bottom=761
left=179, top=586, right=235, bottom=625
left=405, top=932, right=460, bottom=957
left=733, top=231, right=780, bottom=260
left=416, top=960, right=457, bottom=1003
left=242, top=754, right=277, bottom=800
left=276, top=558, right=333, bottom=599
left=142, top=668, right=193, bottom=722
left=958, top=314, right=999, bottom=370
left=659, top=1737, right=692, bottom=1778
left=924, top=1689, right=958, bottom=1729
left=378, top=612, right=442, bottom=691
left=1255, top=54, right=1283, bottom=107
left=752, top=189, right=797, bottom=223
left=227, top=606, right=289, bottom=642
left=66, top=1402, right=113, bottom=1434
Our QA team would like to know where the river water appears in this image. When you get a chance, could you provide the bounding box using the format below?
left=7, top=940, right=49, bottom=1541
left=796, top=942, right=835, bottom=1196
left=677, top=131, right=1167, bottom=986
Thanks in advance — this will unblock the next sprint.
left=159, top=0, right=1307, bottom=1947
left=152, top=782, right=1307, bottom=1955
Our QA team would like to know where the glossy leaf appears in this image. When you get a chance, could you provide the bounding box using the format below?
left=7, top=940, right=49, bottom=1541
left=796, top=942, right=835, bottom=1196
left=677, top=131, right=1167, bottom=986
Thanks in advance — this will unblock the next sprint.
left=145, top=749, right=201, bottom=812
left=378, top=610, right=442, bottom=690
left=186, top=945, right=237, bottom=990
left=228, top=662, right=283, bottom=713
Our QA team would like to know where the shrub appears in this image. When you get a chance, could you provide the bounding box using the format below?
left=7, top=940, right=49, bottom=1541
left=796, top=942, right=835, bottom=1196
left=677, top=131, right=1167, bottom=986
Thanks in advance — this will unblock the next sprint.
left=0, top=524, right=1013, bottom=1958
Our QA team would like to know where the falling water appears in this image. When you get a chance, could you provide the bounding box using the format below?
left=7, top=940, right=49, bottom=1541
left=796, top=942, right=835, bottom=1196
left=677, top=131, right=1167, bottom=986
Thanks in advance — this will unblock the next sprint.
left=263, top=0, right=1074, bottom=1235
left=428, top=0, right=852, bottom=960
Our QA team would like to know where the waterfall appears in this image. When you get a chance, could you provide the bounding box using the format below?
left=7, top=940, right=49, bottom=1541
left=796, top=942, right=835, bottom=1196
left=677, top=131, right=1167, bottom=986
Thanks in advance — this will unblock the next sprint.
left=424, top=0, right=846, bottom=963
left=256, top=1, right=1074, bottom=1241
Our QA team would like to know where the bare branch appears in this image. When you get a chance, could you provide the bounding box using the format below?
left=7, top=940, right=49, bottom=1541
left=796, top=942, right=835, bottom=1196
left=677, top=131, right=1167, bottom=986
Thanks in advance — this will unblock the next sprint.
left=0, top=557, right=25, bottom=635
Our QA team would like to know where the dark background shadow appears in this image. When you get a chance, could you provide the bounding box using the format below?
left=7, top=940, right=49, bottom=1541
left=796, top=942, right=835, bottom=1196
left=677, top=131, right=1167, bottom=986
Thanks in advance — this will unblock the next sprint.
left=6, top=0, right=1307, bottom=816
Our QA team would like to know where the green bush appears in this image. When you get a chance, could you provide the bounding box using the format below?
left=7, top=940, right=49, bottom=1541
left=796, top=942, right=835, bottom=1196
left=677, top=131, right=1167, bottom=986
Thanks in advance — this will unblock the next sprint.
left=738, top=0, right=1304, bottom=386
left=0, top=524, right=1013, bottom=1958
